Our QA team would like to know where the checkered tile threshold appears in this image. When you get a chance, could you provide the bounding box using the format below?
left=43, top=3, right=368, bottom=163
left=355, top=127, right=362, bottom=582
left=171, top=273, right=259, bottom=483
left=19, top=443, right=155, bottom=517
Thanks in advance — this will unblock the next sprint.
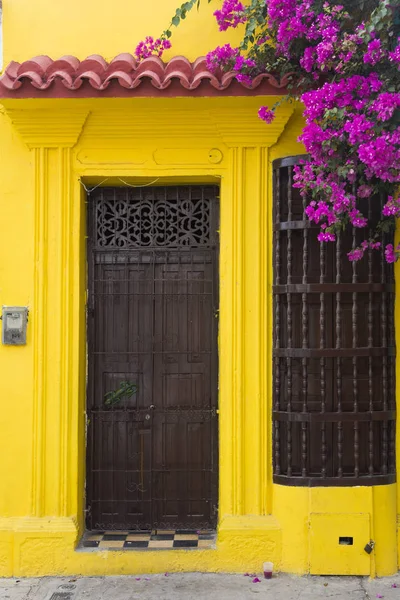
left=80, top=530, right=216, bottom=550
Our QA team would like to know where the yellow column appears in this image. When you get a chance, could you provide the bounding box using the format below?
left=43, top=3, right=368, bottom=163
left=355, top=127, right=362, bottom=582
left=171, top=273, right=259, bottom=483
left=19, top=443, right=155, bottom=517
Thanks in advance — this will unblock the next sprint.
left=2, top=109, right=88, bottom=573
left=216, top=105, right=294, bottom=563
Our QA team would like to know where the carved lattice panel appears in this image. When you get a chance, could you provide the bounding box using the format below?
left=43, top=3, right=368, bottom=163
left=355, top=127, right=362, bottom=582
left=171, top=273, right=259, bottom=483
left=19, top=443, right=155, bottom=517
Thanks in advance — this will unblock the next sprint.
left=95, top=186, right=217, bottom=249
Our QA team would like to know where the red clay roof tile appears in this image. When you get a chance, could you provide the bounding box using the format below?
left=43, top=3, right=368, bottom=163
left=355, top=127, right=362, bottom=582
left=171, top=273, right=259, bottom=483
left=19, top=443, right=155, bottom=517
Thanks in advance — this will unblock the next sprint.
left=0, top=54, right=289, bottom=98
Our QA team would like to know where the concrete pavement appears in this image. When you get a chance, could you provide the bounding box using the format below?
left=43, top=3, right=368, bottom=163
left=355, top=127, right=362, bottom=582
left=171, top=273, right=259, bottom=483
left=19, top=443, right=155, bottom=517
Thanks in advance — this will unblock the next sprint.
left=1, top=573, right=400, bottom=600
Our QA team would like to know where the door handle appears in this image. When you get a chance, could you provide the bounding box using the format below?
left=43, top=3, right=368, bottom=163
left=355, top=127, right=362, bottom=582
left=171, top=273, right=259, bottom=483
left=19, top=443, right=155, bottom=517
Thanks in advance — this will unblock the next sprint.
left=145, top=406, right=156, bottom=420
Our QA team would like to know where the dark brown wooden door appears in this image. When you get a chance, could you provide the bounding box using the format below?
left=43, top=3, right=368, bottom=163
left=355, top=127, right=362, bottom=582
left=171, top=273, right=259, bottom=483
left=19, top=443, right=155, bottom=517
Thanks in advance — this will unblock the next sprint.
left=86, top=186, right=219, bottom=531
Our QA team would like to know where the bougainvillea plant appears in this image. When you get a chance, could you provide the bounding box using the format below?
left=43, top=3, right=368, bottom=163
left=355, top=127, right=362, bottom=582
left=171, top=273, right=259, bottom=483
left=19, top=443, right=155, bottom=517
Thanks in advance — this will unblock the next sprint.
left=136, top=0, right=400, bottom=262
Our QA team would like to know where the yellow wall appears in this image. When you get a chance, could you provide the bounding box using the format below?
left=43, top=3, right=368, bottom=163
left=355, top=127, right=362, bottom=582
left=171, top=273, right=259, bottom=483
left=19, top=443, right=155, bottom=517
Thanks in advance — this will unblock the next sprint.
left=2, top=0, right=242, bottom=65
left=0, top=95, right=397, bottom=578
left=0, top=0, right=399, bottom=580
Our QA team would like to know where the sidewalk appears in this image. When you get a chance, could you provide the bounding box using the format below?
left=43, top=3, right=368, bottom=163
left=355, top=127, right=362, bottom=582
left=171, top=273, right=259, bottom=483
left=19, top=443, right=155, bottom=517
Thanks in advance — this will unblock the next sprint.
left=1, top=573, right=400, bottom=600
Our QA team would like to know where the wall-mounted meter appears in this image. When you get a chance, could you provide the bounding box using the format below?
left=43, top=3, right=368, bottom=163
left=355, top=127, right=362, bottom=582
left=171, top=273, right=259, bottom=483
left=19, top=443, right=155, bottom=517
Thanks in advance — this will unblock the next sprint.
left=2, top=306, right=28, bottom=345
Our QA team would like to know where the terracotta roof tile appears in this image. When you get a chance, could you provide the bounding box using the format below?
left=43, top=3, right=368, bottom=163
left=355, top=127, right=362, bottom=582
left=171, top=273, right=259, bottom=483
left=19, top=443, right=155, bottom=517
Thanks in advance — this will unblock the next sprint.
left=0, top=54, right=289, bottom=98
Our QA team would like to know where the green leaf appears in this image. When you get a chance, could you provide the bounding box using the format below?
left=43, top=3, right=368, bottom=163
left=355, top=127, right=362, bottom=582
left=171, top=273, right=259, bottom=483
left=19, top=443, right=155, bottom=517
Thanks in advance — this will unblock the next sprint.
left=171, top=15, right=180, bottom=26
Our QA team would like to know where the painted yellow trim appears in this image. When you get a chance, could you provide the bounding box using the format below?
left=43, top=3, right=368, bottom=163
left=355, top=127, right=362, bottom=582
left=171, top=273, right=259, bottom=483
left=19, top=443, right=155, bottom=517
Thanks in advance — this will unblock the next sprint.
left=0, top=96, right=398, bottom=577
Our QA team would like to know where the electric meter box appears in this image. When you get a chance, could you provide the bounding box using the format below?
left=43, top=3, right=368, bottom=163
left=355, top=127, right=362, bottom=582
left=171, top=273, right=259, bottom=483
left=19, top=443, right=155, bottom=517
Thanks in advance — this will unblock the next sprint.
left=2, top=306, right=28, bottom=346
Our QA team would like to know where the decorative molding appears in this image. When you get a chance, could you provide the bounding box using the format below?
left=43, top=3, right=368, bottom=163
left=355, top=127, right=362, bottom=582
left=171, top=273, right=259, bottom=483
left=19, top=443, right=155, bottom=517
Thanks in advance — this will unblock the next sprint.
left=77, top=148, right=148, bottom=165
left=212, top=106, right=294, bottom=147
left=231, top=146, right=245, bottom=515
left=219, top=145, right=271, bottom=517
left=80, top=109, right=220, bottom=141
left=0, top=517, right=79, bottom=533
left=6, top=109, right=89, bottom=148
left=58, top=147, right=72, bottom=517
left=76, top=106, right=293, bottom=147
left=31, top=147, right=48, bottom=517
left=31, top=145, right=76, bottom=518
left=153, top=148, right=224, bottom=166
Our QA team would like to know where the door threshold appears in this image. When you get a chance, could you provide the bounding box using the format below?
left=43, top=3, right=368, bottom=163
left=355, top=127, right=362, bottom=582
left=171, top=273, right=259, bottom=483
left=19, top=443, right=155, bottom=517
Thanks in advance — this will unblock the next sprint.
left=78, top=530, right=216, bottom=551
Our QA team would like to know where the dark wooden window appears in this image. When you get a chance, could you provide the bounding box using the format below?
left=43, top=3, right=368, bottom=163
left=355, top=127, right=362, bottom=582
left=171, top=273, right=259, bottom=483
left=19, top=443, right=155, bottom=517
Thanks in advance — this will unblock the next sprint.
left=273, top=156, right=396, bottom=486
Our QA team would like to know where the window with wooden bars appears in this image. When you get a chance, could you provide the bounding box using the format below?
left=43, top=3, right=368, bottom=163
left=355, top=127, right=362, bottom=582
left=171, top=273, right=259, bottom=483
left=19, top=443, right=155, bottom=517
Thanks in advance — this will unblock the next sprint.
left=272, top=156, right=396, bottom=486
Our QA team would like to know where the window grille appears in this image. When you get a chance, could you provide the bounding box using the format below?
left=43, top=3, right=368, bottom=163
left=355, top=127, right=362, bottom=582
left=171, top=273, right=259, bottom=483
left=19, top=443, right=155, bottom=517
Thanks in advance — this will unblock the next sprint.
left=273, top=156, right=396, bottom=486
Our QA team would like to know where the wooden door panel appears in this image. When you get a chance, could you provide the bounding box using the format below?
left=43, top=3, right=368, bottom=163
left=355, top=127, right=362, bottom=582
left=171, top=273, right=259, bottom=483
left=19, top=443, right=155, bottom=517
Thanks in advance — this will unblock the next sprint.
left=152, top=413, right=214, bottom=528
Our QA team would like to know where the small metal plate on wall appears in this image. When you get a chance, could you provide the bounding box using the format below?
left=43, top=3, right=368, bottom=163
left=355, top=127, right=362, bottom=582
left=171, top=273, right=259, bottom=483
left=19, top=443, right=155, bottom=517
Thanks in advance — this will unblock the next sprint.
left=1, top=306, right=28, bottom=345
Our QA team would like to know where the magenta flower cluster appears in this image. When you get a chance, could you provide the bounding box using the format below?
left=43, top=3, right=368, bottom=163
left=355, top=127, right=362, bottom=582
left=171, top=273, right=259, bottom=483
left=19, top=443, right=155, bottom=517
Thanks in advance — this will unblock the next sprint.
left=258, top=106, right=275, bottom=123
left=135, top=37, right=171, bottom=60
left=137, top=0, right=400, bottom=261
left=389, top=38, right=400, bottom=66
left=214, top=0, right=246, bottom=31
left=206, top=44, right=256, bottom=85
left=385, top=243, right=400, bottom=263
left=382, top=196, right=400, bottom=217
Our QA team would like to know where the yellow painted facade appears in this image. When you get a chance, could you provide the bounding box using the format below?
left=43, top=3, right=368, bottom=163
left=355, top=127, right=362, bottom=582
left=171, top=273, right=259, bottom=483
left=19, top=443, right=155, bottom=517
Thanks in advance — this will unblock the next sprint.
left=0, top=0, right=398, bottom=579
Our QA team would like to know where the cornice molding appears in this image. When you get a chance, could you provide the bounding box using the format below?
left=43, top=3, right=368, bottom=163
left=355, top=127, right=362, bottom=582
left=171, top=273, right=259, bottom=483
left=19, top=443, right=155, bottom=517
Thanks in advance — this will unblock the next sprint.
left=79, top=105, right=294, bottom=147
left=3, top=103, right=292, bottom=149
left=6, top=108, right=89, bottom=148
left=211, top=106, right=294, bottom=147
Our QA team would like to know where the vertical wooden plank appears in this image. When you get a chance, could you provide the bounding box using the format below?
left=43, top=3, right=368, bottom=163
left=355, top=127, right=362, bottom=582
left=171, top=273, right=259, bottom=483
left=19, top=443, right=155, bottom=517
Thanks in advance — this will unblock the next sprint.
left=336, top=231, right=343, bottom=478
left=301, top=177, right=308, bottom=479
left=380, top=193, right=389, bottom=476
left=367, top=203, right=374, bottom=476
left=320, top=241, right=326, bottom=478
left=352, top=227, right=359, bottom=478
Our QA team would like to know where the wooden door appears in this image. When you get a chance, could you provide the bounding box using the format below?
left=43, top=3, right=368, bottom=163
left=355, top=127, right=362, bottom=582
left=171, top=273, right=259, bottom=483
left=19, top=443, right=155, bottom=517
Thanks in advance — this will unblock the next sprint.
left=86, top=186, right=219, bottom=531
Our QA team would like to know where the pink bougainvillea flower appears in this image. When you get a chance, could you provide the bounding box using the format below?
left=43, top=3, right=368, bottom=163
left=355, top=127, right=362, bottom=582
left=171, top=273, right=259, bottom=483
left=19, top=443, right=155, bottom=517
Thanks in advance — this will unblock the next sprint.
left=258, top=106, right=275, bottom=123
left=376, top=594, right=384, bottom=599
left=357, top=185, right=373, bottom=198
left=382, top=196, right=400, bottom=218
left=384, top=244, right=400, bottom=264
left=214, top=0, right=246, bottom=31
left=391, top=583, right=398, bottom=588
left=252, top=577, right=261, bottom=583
left=348, top=247, right=365, bottom=261
left=364, top=39, right=385, bottom=65
left=141, top=0, right=400, bottom=262
left=318, top=231, right=336, bottom=242
left=134, top=36, right=171, bottom=60
left=206, top=44, right=239, bottom=72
